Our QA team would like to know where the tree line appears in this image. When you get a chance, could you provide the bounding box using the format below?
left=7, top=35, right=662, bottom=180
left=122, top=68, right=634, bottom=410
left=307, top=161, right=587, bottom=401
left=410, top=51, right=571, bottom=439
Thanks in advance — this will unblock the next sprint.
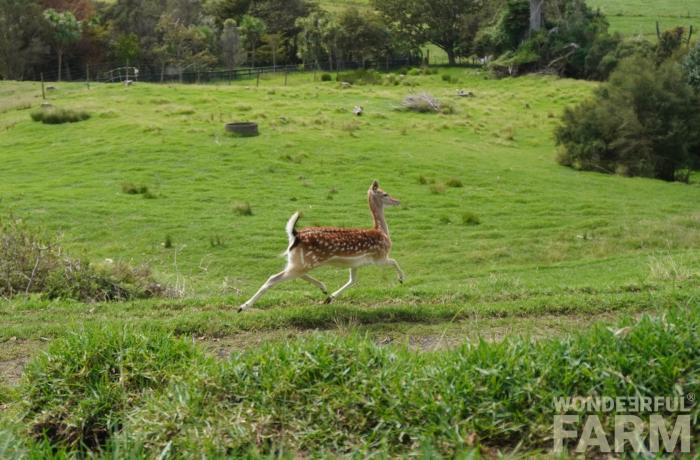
left=0, top=0, right=666, bottom=82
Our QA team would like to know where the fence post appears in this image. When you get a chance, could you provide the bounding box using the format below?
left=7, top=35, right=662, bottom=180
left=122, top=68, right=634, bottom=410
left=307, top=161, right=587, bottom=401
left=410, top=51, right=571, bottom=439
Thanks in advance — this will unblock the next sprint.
left=256, top=69, right=260, bottom=87
left=41, top=73, right=45, bottom=100
left=86, top=64, right=90, bottom=89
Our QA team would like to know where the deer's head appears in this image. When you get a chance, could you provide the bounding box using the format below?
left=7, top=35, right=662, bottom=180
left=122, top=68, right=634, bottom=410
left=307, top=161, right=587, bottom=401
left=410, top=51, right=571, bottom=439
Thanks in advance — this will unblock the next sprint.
left=368, top=180, right=400, bottom=208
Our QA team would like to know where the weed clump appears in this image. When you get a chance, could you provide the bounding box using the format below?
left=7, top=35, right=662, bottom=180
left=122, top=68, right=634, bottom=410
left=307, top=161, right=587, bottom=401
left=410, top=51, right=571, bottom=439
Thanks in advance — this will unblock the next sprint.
left=30, top=108, right=90, bottom=124
left=233, top=202, right=253, bottom=216
left=20, top=326, right=204, bottom=449
left=401, top=93, right=452, bottom=114
left=320, top=73, right=332, bottom=82
left=429, top=183, right=446, bottom=194
left=462, top=212, right=481, bottom=226
left=0, top=217, right=165, bottom=301
left=121, top=182, right=149, bottom=195
left=446, top=178, right=463, bottom=188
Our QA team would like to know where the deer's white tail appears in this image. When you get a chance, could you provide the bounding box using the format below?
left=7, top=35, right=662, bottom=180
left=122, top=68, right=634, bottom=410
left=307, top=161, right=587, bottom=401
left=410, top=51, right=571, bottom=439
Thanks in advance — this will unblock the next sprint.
left=284, top=211, right=301, bottom=254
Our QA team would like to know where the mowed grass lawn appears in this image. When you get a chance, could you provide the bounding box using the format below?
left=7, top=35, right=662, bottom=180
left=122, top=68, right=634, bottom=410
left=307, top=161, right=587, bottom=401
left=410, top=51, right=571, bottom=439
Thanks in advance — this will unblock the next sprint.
left=1, top=68, right=699, bottom=343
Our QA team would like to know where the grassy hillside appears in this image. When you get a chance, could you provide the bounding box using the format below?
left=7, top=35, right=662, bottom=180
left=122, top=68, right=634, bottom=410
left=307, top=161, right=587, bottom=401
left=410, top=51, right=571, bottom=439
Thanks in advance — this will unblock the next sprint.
left=2, top=70, right=699, bottom=307
left=2, top=59, right=700, bottom=458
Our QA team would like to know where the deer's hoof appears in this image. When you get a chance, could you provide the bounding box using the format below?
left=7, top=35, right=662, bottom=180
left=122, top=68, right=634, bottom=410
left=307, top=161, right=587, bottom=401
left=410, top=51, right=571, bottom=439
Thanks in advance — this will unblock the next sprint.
left=237, top=304, right=247, bottom=313
left=323, top=296, right=334, bottom=304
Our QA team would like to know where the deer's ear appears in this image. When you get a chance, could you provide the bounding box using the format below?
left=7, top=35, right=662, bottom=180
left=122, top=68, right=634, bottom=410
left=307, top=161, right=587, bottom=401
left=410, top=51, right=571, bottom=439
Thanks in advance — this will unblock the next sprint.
left=371, top=180, right=379, bottom=191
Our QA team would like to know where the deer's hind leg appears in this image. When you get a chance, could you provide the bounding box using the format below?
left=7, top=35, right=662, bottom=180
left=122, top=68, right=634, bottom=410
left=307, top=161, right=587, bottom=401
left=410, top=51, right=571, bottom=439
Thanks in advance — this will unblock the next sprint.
left=301, top=274, right=328, bottom=295
left=238, top=269, right=300, bottom=312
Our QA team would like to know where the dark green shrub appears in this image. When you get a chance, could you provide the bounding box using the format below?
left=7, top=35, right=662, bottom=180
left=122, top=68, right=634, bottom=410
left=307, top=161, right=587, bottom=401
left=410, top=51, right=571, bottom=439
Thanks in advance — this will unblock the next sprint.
left=20, top=326, right=204, bottom=449
left=584, top=34, right=654, bottom=80
left=656, top=26, right=685, bottom=64
left=30, top=108, right=90, bottom=124
left=556, top=55, right=700, bottom=181
left=320, top=73, right=332, bottom=82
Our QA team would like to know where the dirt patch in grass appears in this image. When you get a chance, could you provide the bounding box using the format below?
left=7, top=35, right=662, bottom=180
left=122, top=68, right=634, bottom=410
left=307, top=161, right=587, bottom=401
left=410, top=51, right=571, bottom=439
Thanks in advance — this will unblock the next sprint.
left=0, top=311, right=638, bottom=386
left=0, top=339, right=46, bottom=386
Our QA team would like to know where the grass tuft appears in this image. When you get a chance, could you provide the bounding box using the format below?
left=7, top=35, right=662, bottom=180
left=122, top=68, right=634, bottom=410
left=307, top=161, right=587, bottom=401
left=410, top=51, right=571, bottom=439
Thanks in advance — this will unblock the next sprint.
left=121, top=183, right=149, bottom=195
left=233, top=202, right=253, bottom=216
left=462, top=212, right=481, bottom=226
left=19, top=326, right=205, bottom=450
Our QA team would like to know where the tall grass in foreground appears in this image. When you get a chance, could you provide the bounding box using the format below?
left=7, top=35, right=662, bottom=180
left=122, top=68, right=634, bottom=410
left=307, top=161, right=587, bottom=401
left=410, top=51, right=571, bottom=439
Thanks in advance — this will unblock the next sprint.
left=2, top=308, right=698, bottom=457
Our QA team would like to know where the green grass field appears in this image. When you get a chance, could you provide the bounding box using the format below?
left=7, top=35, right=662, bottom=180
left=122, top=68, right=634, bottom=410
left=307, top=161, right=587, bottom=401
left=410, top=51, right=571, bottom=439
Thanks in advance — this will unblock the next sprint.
left=1, top=65, right=699, bottom=456
left=588, top=0, right=700, bottom=38
left=2, top=68, right=699, bottom=331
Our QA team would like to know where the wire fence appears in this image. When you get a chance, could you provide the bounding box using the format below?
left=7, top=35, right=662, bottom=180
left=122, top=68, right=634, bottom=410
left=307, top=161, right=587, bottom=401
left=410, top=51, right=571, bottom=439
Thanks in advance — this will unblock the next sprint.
left=29, top=57, right=420, bottom=84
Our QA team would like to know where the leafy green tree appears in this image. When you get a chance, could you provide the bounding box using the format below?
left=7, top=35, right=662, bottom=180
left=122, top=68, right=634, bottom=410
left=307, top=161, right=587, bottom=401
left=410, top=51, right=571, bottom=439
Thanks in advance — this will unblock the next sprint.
left=204, top=0, right=250, bottom=27
left=373, top=0, right=481, bottom=65
left=556, top=56, right=700, bottom=181
left=295, top=11, right=329, bottom=69
left=263, top=33, right=282, bottom=68
left=0, top=0, right=47, bottom=79
left=155, top=13, right=216, bottom=81
left=43, top=8, right=82, bottom=81
left=114, top=33, right=140, bottom=66
left=239, top=14, right=266, bottom=67
left=335, top=8, right=390, bottom=67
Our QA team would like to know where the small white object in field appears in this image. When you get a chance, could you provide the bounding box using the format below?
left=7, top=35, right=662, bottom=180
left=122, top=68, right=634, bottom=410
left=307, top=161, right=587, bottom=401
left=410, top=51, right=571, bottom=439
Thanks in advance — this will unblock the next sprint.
left=124, top=80, right=134, bottom=86
left=340, top=81, right=352, bottom=89
left=456, top=89, right=474, bottom=97
left=353, top=105, right=363, bottom=116
left=41, top=102, right=52, bottom=108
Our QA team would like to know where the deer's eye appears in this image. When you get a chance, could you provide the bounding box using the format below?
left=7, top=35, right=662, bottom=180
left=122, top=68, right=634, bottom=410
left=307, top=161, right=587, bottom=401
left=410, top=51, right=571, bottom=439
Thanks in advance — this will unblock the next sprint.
left=383, top=193, right=388, bottom=197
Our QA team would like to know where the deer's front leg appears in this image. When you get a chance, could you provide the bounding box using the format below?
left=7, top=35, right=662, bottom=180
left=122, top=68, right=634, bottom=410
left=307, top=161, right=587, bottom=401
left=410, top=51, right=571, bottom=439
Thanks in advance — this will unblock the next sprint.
left=324, top=268, right=357, bottom=304
left=385, top=258, right=404, bottom=284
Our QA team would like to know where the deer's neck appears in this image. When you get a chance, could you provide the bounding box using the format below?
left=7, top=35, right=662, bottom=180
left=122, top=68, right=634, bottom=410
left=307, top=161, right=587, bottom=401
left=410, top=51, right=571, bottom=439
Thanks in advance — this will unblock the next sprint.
left=370, top=200, right=389, bottom=236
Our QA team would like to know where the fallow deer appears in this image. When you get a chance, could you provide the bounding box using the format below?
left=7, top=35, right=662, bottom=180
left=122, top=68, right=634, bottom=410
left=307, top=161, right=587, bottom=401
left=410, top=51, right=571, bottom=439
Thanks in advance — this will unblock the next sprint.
left=238, top=180, right=404, bottom=311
